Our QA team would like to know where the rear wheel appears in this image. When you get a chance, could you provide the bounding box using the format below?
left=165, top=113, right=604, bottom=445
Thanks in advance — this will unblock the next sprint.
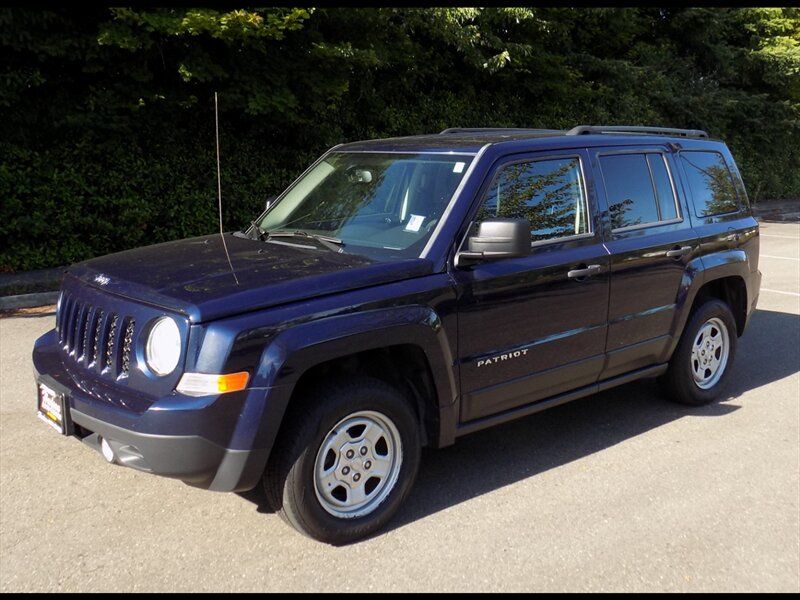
left=263, top=376, right=421, bottom=545
left=663, top=299, right=737, bottom=405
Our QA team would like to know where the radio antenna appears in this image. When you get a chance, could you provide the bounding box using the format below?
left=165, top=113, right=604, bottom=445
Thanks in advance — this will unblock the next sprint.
left=214, top=92, right=239, bottom=286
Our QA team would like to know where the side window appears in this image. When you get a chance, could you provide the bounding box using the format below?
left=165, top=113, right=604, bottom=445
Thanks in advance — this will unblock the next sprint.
left=476, top=157, right=589, bottom=242
left=600, top=153, right=679, bottom=230
left=679, top=151, right=739, bottom=217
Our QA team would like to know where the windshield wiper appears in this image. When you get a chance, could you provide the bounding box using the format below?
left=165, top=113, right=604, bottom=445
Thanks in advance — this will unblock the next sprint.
left=266, top=230, right=345, bottom=253
left=237, top=220, right=266, bottom=240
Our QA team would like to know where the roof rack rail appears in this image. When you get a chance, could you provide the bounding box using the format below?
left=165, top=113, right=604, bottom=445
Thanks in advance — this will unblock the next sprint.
left=566, top=125, right=708, bottom=139
left=439, top=127, right=561, bottom=135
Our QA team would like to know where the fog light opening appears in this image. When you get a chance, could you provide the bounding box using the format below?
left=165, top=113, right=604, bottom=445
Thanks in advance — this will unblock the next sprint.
left=99, top=437, right=115, bottom=463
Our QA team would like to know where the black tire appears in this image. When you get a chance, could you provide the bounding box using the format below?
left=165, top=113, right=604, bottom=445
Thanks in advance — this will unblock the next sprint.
left=263, top=376, right=421, bottom=545
left=662, top=298, right=738, bottom=405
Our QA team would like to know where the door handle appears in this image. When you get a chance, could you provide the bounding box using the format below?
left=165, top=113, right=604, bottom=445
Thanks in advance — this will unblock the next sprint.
left=665, top=245, right=692, bottom=259
left=567, top=264, right=602, bottom=279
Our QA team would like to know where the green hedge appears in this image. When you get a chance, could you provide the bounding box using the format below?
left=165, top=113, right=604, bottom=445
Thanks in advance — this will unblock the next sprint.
left=1, top=7, right=798, bottom=271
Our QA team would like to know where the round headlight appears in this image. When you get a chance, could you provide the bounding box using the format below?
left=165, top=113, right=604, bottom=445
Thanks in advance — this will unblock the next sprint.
left=145, top=317, right=181, bottom=376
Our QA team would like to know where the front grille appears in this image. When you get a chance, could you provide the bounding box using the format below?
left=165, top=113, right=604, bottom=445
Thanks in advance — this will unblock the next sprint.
left=57, top=292, right=135, bottom=379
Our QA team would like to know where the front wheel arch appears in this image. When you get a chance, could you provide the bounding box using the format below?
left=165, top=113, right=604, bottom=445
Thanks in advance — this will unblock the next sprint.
left=287, top=344, right=440, bottom=449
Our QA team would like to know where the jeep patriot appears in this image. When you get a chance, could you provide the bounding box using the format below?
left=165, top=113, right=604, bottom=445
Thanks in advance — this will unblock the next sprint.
left=33, top=125, right=761, bottom=544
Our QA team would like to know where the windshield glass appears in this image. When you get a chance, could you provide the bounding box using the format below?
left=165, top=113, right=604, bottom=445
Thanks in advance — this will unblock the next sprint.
left=257, top=152, right=474, bottom=260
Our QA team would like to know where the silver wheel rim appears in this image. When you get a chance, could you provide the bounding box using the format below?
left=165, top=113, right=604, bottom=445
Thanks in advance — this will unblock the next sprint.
left=313, top=410, right=403, bottom=519
left=691, top=317, right=730, bottom=390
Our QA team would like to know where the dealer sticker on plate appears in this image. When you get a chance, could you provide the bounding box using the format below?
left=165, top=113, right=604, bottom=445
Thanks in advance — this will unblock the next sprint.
left=37, top=383, right=66, bottom=434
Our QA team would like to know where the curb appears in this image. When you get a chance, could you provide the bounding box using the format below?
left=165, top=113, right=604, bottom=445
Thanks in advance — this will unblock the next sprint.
left=0, top=291, right=60, bottom=311
left=0, top=267, right=64, bottom=297
left=754, top=213, right=800, bottom=223
left=751, top=200, right=800, bottom=223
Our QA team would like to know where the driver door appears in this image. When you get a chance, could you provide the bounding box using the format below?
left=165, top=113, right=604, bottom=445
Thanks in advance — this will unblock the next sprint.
left=452, top=149, right=610, bottom=422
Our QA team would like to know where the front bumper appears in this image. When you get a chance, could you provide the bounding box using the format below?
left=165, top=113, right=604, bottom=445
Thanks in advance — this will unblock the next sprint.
left=33, top=331, right=269, bottom=492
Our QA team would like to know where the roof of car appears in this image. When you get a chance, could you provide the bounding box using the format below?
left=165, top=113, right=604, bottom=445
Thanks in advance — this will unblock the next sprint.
left=336, top=126, right=720, bottom=155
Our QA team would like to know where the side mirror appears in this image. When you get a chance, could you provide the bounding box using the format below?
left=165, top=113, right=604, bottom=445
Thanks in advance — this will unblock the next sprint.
left=455, top=218, right=531, bottom=267
left=265, top=195, right=278, bottom=211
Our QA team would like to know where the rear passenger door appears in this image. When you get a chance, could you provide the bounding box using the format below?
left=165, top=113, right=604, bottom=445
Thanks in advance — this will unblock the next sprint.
left=593, top=146, right=698, bottom=379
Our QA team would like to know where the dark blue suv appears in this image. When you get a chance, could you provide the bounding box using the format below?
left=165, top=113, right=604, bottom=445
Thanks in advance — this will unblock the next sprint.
left=33, top=126, right=761, bottom=544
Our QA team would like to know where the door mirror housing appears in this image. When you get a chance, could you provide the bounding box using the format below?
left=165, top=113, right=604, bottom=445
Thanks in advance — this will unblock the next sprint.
left=455, top=218, right=531, bottom=267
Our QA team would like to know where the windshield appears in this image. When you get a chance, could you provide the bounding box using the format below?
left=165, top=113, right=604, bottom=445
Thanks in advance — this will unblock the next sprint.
left=257, top=152, right=474, bottom=260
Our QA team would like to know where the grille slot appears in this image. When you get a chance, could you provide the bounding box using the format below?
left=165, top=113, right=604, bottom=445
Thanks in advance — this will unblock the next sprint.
left=63, top=297, right=77, bottom=350
left=55, top=294, right=63, bottom=334
left=68, top=299, right=81, bottom=353
left=58, top=296, right=70, bottom=345
left=92, top=310, right=104, bottom=365
left=82, top=307, right=98, bottom=365
left=120, top=318, right=135, bottom=376
left=76, top=305, right=90, bottom=360
left=105, top=314, right=118, bottom=371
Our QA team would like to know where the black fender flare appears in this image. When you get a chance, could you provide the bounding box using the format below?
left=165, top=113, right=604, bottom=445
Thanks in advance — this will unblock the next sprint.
left=247, top=304, right=459, bottom=466
left=666, top=249, right=752, bottom=357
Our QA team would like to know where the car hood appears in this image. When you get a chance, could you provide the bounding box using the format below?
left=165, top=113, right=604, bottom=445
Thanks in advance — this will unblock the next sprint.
left=68, top=234, right=433, bottom=322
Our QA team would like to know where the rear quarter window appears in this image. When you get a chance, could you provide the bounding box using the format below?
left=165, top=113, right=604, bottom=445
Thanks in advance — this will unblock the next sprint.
left=679, top=151, right=740, bottom=217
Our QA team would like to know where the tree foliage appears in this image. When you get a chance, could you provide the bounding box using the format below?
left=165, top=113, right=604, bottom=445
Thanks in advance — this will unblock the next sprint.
left=1, top=7, right=798, bottom=271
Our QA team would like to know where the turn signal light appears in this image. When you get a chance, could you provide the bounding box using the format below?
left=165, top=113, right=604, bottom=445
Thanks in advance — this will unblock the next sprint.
left=176, top=371, right=249, bottom=396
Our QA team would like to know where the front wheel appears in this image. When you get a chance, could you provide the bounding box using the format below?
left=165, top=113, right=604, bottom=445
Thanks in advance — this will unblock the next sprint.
left=263, top=376, right=421, bottom=545
left=662, top=299, right=738, bottom=405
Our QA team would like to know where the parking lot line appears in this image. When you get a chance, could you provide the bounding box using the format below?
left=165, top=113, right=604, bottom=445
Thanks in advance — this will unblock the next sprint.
left=761, top=254, right=800, bottom=261
left=761, top=288, right=800, bottom=297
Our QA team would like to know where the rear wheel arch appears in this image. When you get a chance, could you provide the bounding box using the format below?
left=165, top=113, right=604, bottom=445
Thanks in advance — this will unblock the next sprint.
left=688, top=275, right=748, bottom=336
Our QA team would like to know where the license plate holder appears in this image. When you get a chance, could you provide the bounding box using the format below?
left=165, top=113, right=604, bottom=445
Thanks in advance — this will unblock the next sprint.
left=37, top=382, right=70, bottom=435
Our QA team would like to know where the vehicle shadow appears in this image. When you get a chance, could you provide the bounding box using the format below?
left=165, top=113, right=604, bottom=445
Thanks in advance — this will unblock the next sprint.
left=238, top=308, right=799, bottom=532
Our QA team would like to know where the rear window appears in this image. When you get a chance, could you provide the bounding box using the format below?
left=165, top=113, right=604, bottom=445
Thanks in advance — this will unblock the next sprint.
left=599, top=153, right=679, bottom=230
left=679, top=151, right=740, bottom=217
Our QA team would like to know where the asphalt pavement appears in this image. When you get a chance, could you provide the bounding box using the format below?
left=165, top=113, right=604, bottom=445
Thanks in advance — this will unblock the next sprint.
left=1, top=221, right=798, bottom=592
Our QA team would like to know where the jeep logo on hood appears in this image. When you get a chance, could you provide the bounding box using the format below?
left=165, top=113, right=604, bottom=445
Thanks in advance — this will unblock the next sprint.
left=93, top=274, right=110, bottom=286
